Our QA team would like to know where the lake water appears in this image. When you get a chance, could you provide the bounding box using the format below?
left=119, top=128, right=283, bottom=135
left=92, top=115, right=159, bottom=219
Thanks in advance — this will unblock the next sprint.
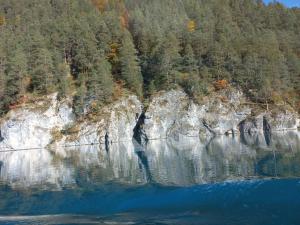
left=0, top=131, right=300, bottom=224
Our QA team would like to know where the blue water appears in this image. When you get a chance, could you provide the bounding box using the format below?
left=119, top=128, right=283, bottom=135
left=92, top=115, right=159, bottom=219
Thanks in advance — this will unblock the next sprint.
left=0, top=132, right=300, bottom=224
left=0, top=179, right=300, bottom=224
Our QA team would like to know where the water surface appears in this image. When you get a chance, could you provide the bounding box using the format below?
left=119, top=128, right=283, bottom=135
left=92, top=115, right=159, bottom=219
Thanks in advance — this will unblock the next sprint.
left=0, top=131, right=299, bottom=224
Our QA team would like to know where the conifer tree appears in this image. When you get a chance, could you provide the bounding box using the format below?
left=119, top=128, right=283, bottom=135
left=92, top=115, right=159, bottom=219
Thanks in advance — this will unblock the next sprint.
left=87, top=54, right=114, bottom=104
left=56, top=62, right=71, bottom=99
left=119, top=31, right=143, bottom=97
left=5, top=46, right=27, bottom=105
left=73, top=73, right=87, bottom=116
left=181, top=44, right=198, bottom=73
left=30, top=48, right=55, bottom=94
left=152, top=33, right=181, bottom=89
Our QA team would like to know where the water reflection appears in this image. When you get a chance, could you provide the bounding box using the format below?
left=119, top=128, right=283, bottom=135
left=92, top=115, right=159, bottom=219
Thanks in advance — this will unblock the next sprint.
left=0, top=131, right=299, bottom=189
left=0, top=149, right=74, bottom=189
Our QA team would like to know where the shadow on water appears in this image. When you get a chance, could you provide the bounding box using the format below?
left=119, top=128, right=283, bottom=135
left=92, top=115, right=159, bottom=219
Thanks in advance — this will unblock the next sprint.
left=134, top=148, right=152, bottom=183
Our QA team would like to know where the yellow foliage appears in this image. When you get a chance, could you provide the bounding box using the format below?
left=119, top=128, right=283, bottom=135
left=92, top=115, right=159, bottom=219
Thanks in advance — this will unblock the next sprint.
left=107, top=42, right=119, bottom=61
left=0, top=15, right=6, bottom=26
left=271, top=91, right=284, bottom=105
left=110, top=43, right=119, bottom=51
left=180, top=72, right=190, bottom=80
left=187, top=20, right=196, bottom=32
left=91, top=101, right=98, bottom=109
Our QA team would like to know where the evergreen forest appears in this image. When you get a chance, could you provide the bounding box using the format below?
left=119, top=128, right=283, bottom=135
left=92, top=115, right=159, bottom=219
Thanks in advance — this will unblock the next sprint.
left=0, top=0, right=299, bottom=116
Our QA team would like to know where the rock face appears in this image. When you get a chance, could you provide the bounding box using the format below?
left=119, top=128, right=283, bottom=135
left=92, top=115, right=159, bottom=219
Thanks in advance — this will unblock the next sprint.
left=267, top=111, right=300, bottom=131
left=239, top=111, right=300, bottom=139
left=53, top=95, right=143, bottom=150
left=0, top=94, right=74, bottom=150
left=142, top=88, right=299, bottom=141
left=0, top=89, right=298, bottom=151
left=0, top=94, right=142, bottom=151
left=143, top=88, right=251, bottom=140
left=143, top=90, right=191, bottom=140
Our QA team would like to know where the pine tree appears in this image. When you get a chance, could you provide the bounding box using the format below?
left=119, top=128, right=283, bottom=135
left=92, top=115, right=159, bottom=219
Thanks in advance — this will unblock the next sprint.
left=152, top=33, right=181, bottom=89
left=0, top=69, right=5, bottom=115
left=27, top=32, right=55, bottom=94
left=73, top=73, right=87, bottom=116
left=56, top=62, right=72, bottom=99
left=87, top=54, right=114, bottom=105
left=4, top=46, right=28, bottom=105
left=119, top=31, right=143, bottom=97
left=31, top=48, right=55, bottom=94
left=0, top=42, right=7, bottom=114
left=181, top=43, right=198, bottom=73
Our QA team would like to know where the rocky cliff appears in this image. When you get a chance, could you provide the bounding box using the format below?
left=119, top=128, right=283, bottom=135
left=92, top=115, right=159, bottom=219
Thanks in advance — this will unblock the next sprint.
left=143, top=88, right=299, bottom=142
left=0, top=93, right=74, bottom=150
left=0, top=89, right=299, bottom=151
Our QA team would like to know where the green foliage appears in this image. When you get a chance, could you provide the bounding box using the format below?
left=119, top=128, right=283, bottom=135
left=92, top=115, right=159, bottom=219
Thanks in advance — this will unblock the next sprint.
left=0, top=0, right=299, bottom=116
left=73, top=73, right=87, bottom=117
left=5, top=46, right=27, bottom=105
left=56, top=62, right=71, bottom=99
left=151, top=33, right=181, bottom=90
left=87, top=54, right=114, bottom=104
left=119, top=31, right=143, bottom=97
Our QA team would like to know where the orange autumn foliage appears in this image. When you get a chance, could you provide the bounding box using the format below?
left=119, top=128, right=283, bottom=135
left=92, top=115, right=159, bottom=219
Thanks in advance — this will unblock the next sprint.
left=113, top=80, right=125, bottom=100
left=120, top=10, right=129, bottom=29
left=8, top=95, right=29, bottom=110
left=214, top=79, right=229, bottom=90
left=91, top=0, right=108, bottom=12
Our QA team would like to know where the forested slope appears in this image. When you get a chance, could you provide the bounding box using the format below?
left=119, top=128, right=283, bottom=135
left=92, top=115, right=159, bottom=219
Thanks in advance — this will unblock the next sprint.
left=0, top=0, right=299, bottom=116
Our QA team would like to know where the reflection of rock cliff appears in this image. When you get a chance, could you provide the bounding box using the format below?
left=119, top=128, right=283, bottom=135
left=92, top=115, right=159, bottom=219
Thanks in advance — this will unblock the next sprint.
left=55, top=141, right=146, bottom=185
left=0, top=149, right=74, bottom=189
left=1, top=131, right=299, bottom=189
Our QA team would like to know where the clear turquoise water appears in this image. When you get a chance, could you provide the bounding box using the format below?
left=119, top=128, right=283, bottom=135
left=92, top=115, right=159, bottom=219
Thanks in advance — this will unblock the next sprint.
left=0, top=131, right=299, bottom=224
